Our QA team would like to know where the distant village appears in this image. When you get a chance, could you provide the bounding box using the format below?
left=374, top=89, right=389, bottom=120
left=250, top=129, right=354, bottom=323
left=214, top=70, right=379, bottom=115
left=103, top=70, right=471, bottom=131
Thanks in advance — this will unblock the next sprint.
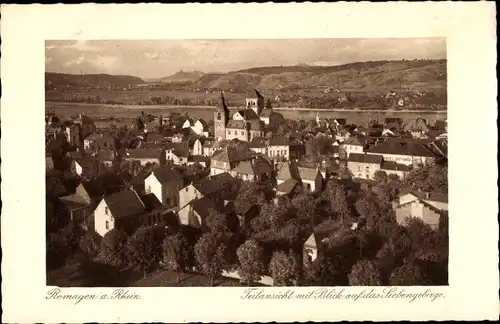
left=46, top=89, right=448, bottom=287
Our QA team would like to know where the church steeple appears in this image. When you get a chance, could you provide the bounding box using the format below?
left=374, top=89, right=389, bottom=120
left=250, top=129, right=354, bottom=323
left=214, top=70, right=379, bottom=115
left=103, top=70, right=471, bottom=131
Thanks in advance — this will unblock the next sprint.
left=214, top=91, right=230, bottom=142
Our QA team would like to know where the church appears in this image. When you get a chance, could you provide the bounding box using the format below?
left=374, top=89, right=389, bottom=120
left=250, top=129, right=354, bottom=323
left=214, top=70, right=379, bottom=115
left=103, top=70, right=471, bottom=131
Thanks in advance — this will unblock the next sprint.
left=214, top=89, right=272, bottom=142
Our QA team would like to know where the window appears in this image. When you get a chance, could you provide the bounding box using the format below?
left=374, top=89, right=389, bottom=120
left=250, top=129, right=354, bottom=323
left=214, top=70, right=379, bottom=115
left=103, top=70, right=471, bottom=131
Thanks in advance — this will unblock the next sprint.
left=217, top=112, right=221, bottom=120
left=185, top=187, right=189, bottom=192
left=241, top=131, right=244, bottom=135
left=228, top=130, right=231, bottom=135
left=366, top=174, right=369, bottom=179
left=105, top=207, right=109, bottom=215
left=146, top=185, right=151, bottom=193
left=105, top=220, right=109, bottom=230
left=306, top=183, right=311, bottom=190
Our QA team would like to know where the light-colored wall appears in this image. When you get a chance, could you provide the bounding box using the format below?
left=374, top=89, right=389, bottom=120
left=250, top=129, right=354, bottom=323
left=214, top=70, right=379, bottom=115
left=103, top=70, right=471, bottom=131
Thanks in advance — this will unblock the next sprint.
left=226, top=128, right=248, bottom=142
left=179, top=184, right=202, bottom=209
left=269, top=145, right=289, bottom=160
left=342, top=144, right=363, bottom=159
left=347, top=161, right=381, bottom=180
left=382, top=169, right=408, bottom=180
left=94, top=199, right=114, bottom=237
left=74, top=162, right=83, bottom=176
left=145, top=174, right=162, bottom=204
left=182, top=120, right=192, bottom=129
left=366, top=152, right=432, bottom=166
left=395, top=201, right=441, bottom=230
left=250, top=147, right=267, bottom=155
left=192, top=139, right=203, bottom=156
left=260, top=117, right=270, bottom=125
left=425, top=200, right=448, bottom=211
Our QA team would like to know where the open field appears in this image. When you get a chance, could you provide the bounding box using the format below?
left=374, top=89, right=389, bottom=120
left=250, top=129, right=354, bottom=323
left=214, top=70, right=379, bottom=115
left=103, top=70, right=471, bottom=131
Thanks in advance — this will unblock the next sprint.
left=46, top=101, right=447, bottom=125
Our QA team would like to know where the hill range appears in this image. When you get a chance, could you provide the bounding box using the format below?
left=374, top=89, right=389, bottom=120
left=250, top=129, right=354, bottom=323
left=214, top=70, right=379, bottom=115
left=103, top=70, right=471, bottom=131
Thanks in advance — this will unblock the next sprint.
left=46, top=59, right=446, bottom=93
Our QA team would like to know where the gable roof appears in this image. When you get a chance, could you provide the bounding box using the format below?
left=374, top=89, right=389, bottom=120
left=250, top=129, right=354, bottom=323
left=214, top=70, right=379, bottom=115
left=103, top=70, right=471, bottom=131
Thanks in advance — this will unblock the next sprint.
left=275, top=178, right=299, bottom=194
left=297, top=166, right=320, bottom=181
left=247, top=119, right=264, bottom=131
left=104, top=189, right=145, bottom=219
left=80, top=172, right=125, bottom=198
left=59, top=194, right=89, bottom=210
left=399, top=189, right=448, bottom=204
left=139, top=193, right=163, bottom=212
left=276, top=161, right=301, bottom=182
left=365, top=140, right=437, bottom=157
left=348, top=153, right=383, bottom=164
left=233, top=160, right=255, bottom=175
left=236, top=109, right=260, bottom=120
left=226, top=120, right=246, bottom=129
left=211, top=146, right=254, bottom=163
left=152, top=166, right=182, bottom=184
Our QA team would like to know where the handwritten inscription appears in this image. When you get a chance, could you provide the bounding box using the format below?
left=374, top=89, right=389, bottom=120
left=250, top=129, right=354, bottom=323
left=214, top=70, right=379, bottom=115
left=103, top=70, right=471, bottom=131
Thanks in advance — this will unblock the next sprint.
left=46, top=288, right=141, bottom=305
left=240, top=287, right=444, bottom=302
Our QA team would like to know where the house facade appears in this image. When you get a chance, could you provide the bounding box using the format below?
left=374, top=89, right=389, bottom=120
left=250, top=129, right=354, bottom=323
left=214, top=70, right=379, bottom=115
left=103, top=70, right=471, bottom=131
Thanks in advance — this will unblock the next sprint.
left=144, top=167, right=184, bottom=208
left=347, top=153, right=383, bottom=180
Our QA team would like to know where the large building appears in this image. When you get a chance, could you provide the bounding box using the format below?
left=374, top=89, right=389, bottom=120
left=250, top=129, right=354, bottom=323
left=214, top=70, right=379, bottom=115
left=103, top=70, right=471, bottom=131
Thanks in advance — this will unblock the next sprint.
left=213, top=90, right=271, bottom=142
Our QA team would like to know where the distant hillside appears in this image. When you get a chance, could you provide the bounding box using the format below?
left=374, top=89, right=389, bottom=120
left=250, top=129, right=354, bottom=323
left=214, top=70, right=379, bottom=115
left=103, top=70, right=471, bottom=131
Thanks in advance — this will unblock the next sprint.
left=45, top=72, right=145, bottom=88
left=191, top=59, right=447, bottom=93
left=155, top=70, right=205, bottom=83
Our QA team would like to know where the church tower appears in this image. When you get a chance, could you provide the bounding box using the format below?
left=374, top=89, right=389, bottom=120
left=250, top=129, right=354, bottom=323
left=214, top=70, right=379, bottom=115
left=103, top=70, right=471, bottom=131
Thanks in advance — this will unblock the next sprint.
left=246, top=89, right=265, bottom=116
left=214, top=91, right=230, bottom=141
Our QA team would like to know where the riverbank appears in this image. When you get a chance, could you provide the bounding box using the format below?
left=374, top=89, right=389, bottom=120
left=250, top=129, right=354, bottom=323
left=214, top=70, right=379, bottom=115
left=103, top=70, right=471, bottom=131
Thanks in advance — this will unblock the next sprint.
left=46, top=101, right=447, bottom=114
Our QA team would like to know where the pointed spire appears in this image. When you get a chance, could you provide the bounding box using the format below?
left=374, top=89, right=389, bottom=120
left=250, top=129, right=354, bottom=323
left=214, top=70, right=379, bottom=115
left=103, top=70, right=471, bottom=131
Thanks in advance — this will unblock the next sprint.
left=255, top=89, right=264, bottom=99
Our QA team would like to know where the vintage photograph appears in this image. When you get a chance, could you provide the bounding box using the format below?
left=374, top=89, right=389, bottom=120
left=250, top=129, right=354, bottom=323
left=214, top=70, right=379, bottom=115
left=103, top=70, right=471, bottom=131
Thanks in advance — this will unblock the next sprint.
left=45, top=38, right=449, bottom=288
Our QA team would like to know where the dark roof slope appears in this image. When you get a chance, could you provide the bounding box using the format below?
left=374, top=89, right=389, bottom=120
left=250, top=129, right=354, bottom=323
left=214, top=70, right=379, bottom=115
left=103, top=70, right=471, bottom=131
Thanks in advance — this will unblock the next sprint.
left=366, top=139, right=437, bottom=157
left=104, top=189, right=145, bottom=219
left=153, top=167, right=182, bottom=184
left=348, top=153, right=383, bottom=164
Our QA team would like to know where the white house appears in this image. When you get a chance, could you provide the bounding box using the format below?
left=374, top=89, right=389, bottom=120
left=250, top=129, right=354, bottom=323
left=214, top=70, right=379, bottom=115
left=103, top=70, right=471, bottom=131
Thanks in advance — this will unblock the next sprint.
left=365, top=140, right=438, bottom=166
left=94, top=189, right=146, bottom=237
left=394, top=191, right=448, bottom=230
left=144, top=167, right=184, bottom=208
left=268, top=136, right=290, bottom=161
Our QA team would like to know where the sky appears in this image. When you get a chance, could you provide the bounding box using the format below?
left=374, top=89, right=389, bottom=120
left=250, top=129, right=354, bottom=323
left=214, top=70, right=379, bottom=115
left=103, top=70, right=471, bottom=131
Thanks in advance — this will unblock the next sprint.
left=45, top=38, right=446, bottom=79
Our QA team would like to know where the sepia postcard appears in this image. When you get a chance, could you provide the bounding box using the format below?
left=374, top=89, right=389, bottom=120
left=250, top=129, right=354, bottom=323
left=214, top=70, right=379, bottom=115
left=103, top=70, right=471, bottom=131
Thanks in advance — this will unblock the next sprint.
left=1, top=2, right=498, bottom=323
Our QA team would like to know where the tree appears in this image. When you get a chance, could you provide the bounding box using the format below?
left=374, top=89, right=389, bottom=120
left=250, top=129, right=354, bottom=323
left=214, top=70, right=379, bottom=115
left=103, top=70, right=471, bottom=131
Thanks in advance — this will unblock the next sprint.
left=124, top=226, right=161, bottom=277
left=373, top=170, right=388, bottom=184
left=97, top=229, right=129, bottom=268
left=162, top=231, right=190, bottom=283
left=79, top=230, right=102, bottom=258
left=236, top=239, right=266, bottom=285
left=355, top=194, right=381, bottom=229
left=389, top=261, right=429, bottom=286
left=269, top=250, right=300, bottom=286
left=303, top=254, right=343, bottom=286
left=322, top=182, right=351, bottom=224
left=348, top=260, right=383, bottom=286
left=194, top=231, right=230, bottom=286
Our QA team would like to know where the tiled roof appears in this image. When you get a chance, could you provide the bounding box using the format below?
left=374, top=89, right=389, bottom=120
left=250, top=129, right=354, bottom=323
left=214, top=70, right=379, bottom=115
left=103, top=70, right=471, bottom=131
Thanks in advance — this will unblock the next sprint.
left=80, top=173, right=125, bottom=198
left=104, top=189, right=145, bottom=219
left=234, top=199, right=256, bottom=215
left=226, top=120, right=246, bottom=129
left=233, top=160, right=254, bottom=175
left=276, top=161, right=302, bottom=182
left=211, top=146, right=254, bottom=163
left=275, top=178, right=299, bottom=194
left=399, top=189, right=448, bottom=204
left=248, top=137, right=267, bottom=148
left=59, top=194, right=89, bottom=210
left=192, top=172, right=240, bottom=200
left=269, top=135, right=289, bottom=146
left=381, top=161, right=411, bottom=172
left=236, top=109, right=260, bottom=120
left=248, top=119, right=264, bottom=131
left=140, top=193, right=163, bottom=212
left=348, top=153, right=383, bottom=164
left=298, top=166, right=320, bottom=181
left=153, top=166, right=182, bottom=184
left=365, top=140, right=437, bottom=157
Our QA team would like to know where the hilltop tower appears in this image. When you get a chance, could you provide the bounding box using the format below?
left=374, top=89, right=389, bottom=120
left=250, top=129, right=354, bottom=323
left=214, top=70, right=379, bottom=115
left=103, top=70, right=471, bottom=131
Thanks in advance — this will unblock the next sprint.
left=214, top=91, right=230, bottom=141
left=246, top=89, right=265, bottom=116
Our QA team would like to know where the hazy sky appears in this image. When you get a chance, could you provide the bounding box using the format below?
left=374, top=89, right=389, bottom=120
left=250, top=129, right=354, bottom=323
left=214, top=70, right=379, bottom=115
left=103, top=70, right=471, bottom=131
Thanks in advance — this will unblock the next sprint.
left=45, top=38, right=446, bottom=79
